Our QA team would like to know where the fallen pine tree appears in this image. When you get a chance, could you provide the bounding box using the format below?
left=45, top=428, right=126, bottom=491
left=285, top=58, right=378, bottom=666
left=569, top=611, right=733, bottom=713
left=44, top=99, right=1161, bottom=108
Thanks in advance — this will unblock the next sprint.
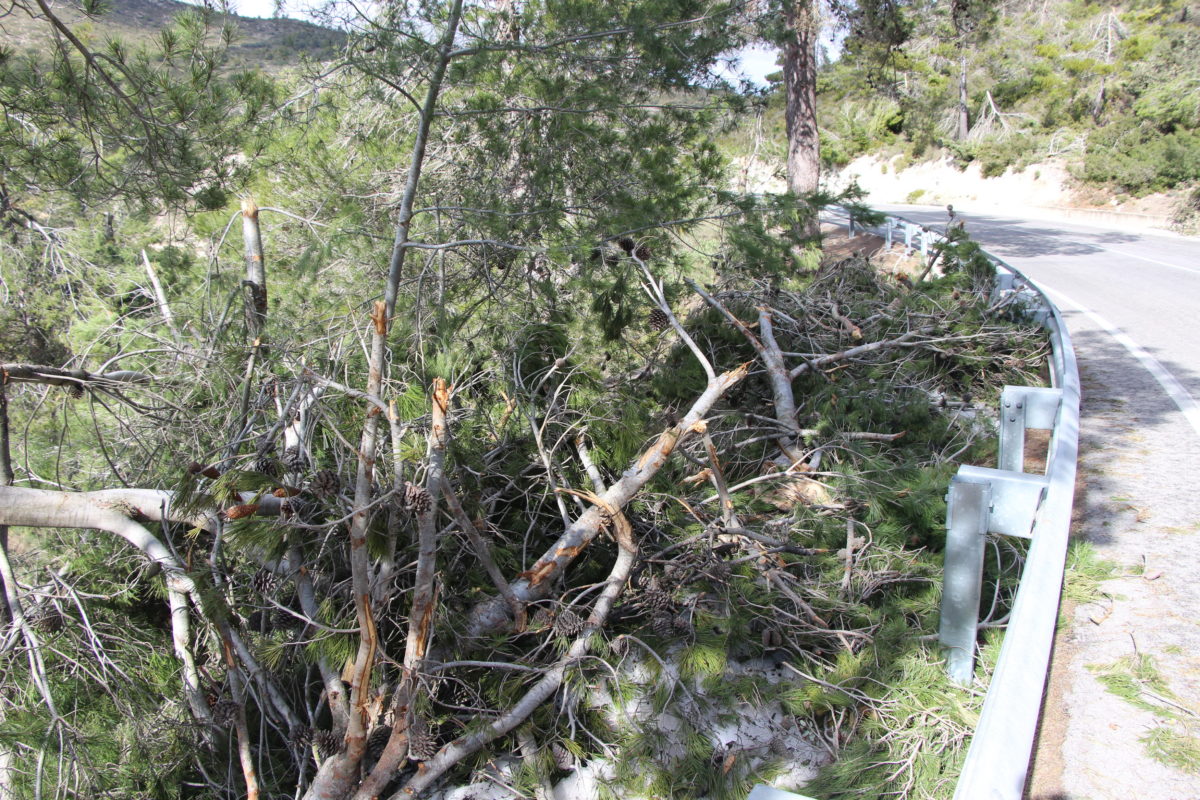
left=1, top=220, right=1046, bottom=798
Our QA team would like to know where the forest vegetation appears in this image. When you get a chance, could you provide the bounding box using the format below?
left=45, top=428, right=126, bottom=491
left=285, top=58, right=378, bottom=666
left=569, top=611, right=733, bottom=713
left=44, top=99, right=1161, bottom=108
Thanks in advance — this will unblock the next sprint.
left=0, top=1, right=1132, bottom=798
left=734, top=0, right=1200, bottom=226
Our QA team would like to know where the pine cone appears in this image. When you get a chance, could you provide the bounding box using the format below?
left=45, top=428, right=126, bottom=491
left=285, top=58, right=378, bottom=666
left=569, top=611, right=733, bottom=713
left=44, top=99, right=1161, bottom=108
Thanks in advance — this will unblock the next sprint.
left=403, top=482, right=432, bottom=514
left=554, top=608, right=585, bottom=638
left=252, top=569, right=278, bottom=594
left=290, top=725, right=313, bottom=749
left=365, top=726, right=391, bottom=766
left=708, top=560, right=732, bottom=582
left=648, top=308, right=670, bottom=331
left=644, top=588, right=672, bottom=613
left=761, top=627, right=783, bottom=649
left=272, top=607, right=302, bottom=631
left=651, top=612, right=674, bottom=638
left=254, top=456, right=280, bottom=478
left=29, top=608, right=64, bottom=633
left=310, top=469, right=341, bottom=498
left=282, top=446, right=308, bottom=472
left=188, top=462, right=222, bottom=479
left=407, top=719, right=437, bottom=761
left=314, top=729, right=343, bottom=759
left=211, top=700, right=239, bottom=727
left=224, top=503, right=260, bottom=521
left=529, top=607, right=554, bottom=631
left=552, top=742, right=574, bottom=771
left=279, top=497, right=313, bottom=523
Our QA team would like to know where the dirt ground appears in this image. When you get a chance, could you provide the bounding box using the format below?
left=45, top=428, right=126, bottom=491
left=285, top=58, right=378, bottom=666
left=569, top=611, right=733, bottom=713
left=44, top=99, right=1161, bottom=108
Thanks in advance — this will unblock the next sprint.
left=819, top=224, right=927, bottom=278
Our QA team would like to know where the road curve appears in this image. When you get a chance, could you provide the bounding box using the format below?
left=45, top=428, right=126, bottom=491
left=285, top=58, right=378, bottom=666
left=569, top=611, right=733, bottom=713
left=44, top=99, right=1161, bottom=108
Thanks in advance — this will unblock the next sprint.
left=873, top=204, right=1200, bottom=800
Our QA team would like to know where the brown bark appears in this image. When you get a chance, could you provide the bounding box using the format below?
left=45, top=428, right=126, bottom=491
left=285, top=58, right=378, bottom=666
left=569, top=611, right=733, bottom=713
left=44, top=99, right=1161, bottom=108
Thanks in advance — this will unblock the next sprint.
left=783, top=0, right=820, bottom=237
left=957, top=52, right=970, bottom=140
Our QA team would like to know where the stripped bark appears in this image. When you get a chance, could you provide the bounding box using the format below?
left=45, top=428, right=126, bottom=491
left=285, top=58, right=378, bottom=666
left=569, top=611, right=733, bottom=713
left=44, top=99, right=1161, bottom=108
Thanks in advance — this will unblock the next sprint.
left=242, top=197, right=268, bottom=349
left=686, top=279, right=806, bottom=463
left=352, top=379, right=450, bottom=800
left=221, top=627, right=261, bottom=800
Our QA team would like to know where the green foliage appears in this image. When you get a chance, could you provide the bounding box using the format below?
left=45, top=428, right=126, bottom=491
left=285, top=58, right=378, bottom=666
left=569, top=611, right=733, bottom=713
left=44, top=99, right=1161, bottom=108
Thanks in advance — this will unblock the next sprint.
left=0, top=5, right=279, bottom=209
left=1062, top=540, right=1119, bottom=604
left=1142, top=725, right=1200, bottom=774
left=1090, top=653, right=1177, bottom=715
left=0, top=2, right=1062, bottom=799
left=762, top=0, right=1199, bottom=194
left=1082, top=121, right=1200, bottom=193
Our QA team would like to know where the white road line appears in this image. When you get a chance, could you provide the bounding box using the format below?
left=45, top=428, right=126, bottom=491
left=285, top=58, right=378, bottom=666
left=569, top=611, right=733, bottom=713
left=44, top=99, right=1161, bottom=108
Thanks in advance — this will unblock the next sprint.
left=1103, top=248, right=1200, bottom=276
left=1039, top=284, right=1200, bottom=438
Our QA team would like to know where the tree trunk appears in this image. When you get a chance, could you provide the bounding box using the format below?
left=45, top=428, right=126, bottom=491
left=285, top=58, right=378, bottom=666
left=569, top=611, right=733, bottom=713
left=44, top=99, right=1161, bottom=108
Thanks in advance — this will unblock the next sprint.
left=783, top=1, right=820, bottom=202
left=957, top=51, right=970, bottom=140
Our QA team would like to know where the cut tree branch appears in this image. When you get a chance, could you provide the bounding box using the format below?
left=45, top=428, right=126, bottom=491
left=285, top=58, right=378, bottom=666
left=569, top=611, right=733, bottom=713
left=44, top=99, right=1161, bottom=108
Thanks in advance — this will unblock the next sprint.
left=466, top=361, right=749, bottom=638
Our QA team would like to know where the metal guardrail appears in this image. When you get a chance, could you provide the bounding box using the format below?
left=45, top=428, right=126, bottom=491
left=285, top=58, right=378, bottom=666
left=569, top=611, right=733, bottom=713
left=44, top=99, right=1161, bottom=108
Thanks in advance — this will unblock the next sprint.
left=753, top=208, right=1081, bottom=800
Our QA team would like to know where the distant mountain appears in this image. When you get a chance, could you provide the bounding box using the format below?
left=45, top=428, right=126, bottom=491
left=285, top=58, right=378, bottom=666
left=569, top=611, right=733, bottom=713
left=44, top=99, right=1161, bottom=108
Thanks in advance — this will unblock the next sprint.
left=4, top=0, right=345, bottom=67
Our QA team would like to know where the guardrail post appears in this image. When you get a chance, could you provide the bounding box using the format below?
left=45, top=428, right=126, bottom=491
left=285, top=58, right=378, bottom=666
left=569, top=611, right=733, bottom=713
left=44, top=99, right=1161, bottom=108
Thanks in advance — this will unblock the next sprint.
left=940, top=477, right=991, bottom=684
left=999, top=386, right=1063, bottom=473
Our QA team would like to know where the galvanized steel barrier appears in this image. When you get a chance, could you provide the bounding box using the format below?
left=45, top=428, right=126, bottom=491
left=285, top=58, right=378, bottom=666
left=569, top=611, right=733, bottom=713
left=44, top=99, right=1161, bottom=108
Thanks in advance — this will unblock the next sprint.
left=751, top=208, right=1081, bottom=800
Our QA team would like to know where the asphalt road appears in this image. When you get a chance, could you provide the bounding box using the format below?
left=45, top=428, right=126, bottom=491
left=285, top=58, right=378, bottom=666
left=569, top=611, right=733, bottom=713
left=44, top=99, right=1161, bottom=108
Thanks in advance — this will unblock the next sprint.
left=872, top=204, right=1200, bottom=799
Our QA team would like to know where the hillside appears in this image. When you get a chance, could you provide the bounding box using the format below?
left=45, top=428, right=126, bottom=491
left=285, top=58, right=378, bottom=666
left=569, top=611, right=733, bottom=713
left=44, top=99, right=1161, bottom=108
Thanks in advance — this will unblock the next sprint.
left=724, top=0, right=1200, bottom=230
left=1, top=0, right=344, bottom=66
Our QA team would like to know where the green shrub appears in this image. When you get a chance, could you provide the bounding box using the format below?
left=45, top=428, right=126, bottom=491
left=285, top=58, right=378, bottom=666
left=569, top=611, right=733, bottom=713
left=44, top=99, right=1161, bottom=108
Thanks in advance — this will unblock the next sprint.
left=1083, top=122, right=1200, bottom=193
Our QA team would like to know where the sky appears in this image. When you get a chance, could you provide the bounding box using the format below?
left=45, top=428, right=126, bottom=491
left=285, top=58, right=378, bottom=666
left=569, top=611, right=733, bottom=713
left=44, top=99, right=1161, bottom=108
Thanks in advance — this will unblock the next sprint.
left=212, top=0, right=783, bottom=86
